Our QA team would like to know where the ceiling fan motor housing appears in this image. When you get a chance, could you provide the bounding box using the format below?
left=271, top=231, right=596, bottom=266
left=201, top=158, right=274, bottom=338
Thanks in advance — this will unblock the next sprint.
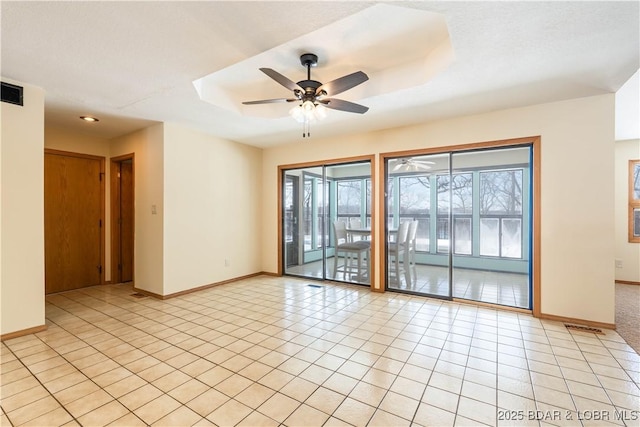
left=300, top=53, right=318, bottom=67
left=297, top=53, right=322, bottom=101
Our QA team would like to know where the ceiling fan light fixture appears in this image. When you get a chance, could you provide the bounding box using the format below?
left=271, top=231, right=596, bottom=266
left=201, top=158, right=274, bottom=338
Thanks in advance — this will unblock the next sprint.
left=302, top=100, right=315, bottom=113
left=243, top=53, right=369, bottom=137
left=314, top=103, right=327, bottom=120
left=289, top=101, right=327, bottom=124
left=289, top=105, right=305, bottom=123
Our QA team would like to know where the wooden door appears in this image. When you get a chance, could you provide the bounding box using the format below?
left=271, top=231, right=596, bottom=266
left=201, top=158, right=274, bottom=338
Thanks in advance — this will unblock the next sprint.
left=111, top=155, right=134, bottom=284
left=120, top=160, right=134, bottom=282
left=45, top=151, right=104, bottom=294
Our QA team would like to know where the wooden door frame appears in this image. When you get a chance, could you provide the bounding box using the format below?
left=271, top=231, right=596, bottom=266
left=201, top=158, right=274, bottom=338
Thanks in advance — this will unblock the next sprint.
left=44, top=148, right=106, bottom=286
left=110, top=153, right=135, bottom=284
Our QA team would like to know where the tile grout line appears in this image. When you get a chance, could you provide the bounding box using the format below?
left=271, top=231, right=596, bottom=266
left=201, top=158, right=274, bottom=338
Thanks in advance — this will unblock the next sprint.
left=2, top=338, right=82, bottom=427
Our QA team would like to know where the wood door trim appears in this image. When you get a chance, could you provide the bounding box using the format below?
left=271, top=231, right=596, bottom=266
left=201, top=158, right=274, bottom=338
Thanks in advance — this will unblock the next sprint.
left=45, top=148, right=105, bottom=161
left=110, top=154, right=135, bottom=284
left=44, top=149, right=106, bottom=288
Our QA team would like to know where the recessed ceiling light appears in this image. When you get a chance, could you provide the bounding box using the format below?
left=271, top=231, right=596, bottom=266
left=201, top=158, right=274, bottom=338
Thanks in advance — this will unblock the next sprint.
left=79, top=116, right=99, bottom=122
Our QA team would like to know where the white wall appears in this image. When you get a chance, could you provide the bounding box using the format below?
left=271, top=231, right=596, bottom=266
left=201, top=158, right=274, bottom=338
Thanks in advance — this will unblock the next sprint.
left=44, top=126, right=113, bottom=281
left=42, top=122, right=263, bottom=298
left=162, top=123, right=263, bottom=295
left=110, top=125, right=165, bottom=295
left=1, top=78, right=45, bottom=335
left=615, top=139, right=640, bottom=283
left=262, top=94, right=616, bottom=324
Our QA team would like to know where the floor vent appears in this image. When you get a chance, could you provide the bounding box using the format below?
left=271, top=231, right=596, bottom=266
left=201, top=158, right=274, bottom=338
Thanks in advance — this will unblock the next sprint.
left=307, top=284, right=323, bottom=288
left=131, top=293, right=147, bottom=299
left=565, top=324, right=604, bottom=335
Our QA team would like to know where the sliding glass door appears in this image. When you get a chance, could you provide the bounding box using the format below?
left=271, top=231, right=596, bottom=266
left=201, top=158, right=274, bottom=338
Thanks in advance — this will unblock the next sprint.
left=283, top=160, right=372, bottom=286
left=385, top=146, right=532, bottom=309
left=386, top=153, right=452, bottom=297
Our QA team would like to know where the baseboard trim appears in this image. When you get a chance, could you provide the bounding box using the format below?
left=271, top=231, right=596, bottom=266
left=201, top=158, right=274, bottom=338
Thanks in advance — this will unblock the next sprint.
left=1, top=324, right=48, bottom=341
left=538, top=312, right=616, bottom=330
left=133, top=272, right=271, bottom=300
left=615, top=280, right=640, bottom=285
left=259, top=271, right=280, bottom=277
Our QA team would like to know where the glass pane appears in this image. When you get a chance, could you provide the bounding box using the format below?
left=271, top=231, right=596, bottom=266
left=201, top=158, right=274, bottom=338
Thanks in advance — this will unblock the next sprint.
left=634, top=163, right=640, bottom=200
left=326, top=163, right=371, bottom=286
left=337, top=180, right=361, bottom=216
left=284, top=179, right=294, bottom=244
left=303, top=179, right=313, bottom=251
left=437, top=175, right=449, bottom=214
left=366, top=179, right=371, bottom=214
left=399, top=176, right=430, bottom=214
left=436, top=173, right=450, bottom=253
left=501, top=218, right=522, bottom=258
left=480, top=170, right=523, bottom=215
left=283, top=173, right=302, bottom=271
left=437, top=217, right=449, bottom=253
left=416, top=218, right=430, bottom=252
left=634, top=208, right=640, bottom=237
left=454, top=217, right=472, bottom=255
left=387, top=177, right=394, bottom=227
left=387, top=153, right=449, bottom=298
left=316, top=179, right=329, bottom=249
left=451, top=173, right=473, bottom=214
left=480, top=218, right=500, bottom=256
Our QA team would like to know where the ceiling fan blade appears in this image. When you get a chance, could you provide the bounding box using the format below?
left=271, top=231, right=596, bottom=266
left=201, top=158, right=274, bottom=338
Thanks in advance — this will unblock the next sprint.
left=413, top=164, right=432, bottom=171
left=319, top=98, right=369, bottom=114
left=317, top=71, right=368, bottom=96
left=242, top=98, right=297, bottom=105
left=259, top=68, right=302, bottom=92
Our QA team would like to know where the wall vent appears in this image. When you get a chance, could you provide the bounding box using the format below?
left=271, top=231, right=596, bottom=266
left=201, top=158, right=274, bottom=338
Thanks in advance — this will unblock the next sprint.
left=1, top=82, right=23, bottom=106
left=565, top=324, right=604, bottom=335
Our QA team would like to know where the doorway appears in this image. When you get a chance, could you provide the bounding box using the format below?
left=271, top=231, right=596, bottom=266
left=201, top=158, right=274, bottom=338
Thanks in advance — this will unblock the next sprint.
left=384, top=143, right=535, bottom=310
left=111, top=155, right=134, bottom=284
left=44, top=149, right=105, bottom=294
left=280, top=158, right=373, bottom=287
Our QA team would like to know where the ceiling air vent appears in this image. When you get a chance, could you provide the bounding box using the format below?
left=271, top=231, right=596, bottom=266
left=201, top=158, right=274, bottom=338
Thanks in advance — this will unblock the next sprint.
left=1, top=82, right=24, bottom=106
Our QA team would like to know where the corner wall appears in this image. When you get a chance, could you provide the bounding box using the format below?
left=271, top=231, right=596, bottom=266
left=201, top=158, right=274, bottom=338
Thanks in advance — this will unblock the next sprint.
left=1, top=78, right=46, bottom=335
left=110, top=124, right=165, bottom=295
left=162, top=123, right=263, bottom=295
left=262, top=94, right=616, bottom=325
left=615, top=139, right=640, bottom=283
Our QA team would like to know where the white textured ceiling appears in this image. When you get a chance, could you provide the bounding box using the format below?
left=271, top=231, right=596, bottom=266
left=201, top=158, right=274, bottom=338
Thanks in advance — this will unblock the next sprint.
left=1, top=1, right=639, bottom=148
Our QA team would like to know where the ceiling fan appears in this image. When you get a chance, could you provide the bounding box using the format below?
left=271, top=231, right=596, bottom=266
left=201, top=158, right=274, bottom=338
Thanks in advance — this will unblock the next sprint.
left=391, top=158, right=436, bottom=172
left=243, top=53, right=369, bottom=135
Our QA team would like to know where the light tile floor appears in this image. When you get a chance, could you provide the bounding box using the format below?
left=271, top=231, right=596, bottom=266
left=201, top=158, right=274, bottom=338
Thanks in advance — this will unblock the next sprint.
left=287, top=260, right=530, bottom=308
left=1, top=275, right=638, bottom=427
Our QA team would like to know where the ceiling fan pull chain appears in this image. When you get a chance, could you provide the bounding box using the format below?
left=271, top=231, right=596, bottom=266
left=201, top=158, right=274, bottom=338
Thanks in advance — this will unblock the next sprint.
left=302, top=120, right=310, bottom=138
